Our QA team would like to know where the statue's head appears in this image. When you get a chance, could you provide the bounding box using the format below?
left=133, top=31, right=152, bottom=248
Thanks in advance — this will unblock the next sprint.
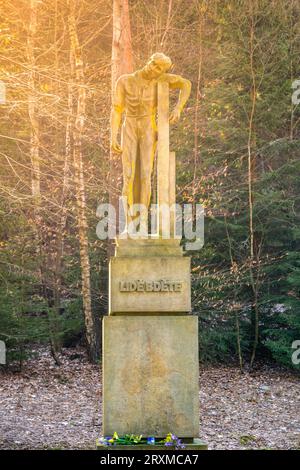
left=143, top=53, right=172, bottom=79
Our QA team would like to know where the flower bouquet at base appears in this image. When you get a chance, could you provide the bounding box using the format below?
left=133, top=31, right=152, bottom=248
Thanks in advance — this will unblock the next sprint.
left=96, top=432, right=185, bottom=449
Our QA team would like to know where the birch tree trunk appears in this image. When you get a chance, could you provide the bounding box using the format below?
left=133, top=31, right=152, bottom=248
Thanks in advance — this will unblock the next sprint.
left=160, top=0, right=173, bottom=48
left=193, top=1, right=206, bottom=202
left=52, top=4, right=73, bottom=359
left=58, top=47, right=73, bottom=258
left=247, top=3, right=260, bottom=369
left=27, top=0, right=63, bottom=365
left=68, top=0, right=97, bottom=361
left=28, top=0, right=40, bottom=207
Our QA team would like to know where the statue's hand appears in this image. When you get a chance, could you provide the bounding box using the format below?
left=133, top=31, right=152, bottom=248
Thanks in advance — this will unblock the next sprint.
left=111, top=140, right=122, bottom=154
left=169, top=107, right=181, bottom=124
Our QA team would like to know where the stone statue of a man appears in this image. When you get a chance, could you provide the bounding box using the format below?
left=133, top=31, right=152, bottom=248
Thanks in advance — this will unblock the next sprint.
left=111, top=53, right=191, bottom=229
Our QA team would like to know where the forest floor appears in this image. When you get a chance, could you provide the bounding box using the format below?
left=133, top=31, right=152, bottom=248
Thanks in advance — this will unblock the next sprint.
left=0, top=346, right=299, bottom=450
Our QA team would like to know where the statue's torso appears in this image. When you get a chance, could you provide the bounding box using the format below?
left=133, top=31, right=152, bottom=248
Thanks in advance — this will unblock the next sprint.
left=123, top=72, right=158, bottom=117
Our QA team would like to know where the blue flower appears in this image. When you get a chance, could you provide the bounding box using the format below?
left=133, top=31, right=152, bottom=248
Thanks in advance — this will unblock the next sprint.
left=147, top=437, right=155, bottom=445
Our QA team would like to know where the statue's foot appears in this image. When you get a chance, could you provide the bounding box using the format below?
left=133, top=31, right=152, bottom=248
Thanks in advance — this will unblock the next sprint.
left=118, top=226, right=130, bottom=239
left=118, top=226, right=149, bottom=239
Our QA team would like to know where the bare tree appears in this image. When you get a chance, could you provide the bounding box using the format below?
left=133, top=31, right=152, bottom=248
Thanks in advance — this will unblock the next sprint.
left=68, top=0, right=97, bottom=361
left=27, top=0, right=40, bottom=206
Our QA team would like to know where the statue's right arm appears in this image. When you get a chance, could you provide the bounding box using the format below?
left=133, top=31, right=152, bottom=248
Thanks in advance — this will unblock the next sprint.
left=110, top=77, right=125, bottom=154
left=110, top=108, right=123, bottom=153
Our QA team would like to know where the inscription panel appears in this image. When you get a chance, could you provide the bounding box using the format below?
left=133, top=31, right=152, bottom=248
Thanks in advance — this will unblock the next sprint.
left=109, top=256, right=191, bottom=314
left=119, top=279, right=183, bottom=292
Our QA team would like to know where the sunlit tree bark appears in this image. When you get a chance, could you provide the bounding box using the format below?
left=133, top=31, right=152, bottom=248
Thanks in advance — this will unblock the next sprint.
left=109, top=0, right=134, bottom=240
left=68, top=0, right=97, bottom=361
left=27, top=0, right=40, bottom=205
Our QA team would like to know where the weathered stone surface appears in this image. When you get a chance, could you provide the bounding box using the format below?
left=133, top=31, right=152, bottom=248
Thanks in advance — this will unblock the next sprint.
left=115, top=237, right=183, bottom=257
left=103, top=316, right=199, bottom=438
left=109, top=256, right=191, bottom=314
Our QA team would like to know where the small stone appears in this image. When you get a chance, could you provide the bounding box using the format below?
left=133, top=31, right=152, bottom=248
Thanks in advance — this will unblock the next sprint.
left=259, top=385, right=270, bottom=392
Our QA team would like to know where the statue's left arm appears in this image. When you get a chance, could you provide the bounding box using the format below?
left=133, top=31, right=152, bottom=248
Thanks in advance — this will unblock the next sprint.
left=110, top=76, right=126, bottom=154
left=164, top=73, right=192, bottom=124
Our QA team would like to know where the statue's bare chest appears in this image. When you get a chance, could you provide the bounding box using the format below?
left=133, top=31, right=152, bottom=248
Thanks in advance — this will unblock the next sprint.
left=124, top=76, right=158, bottom=112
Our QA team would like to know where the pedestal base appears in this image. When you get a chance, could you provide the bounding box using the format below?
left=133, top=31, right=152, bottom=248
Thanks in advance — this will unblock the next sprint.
left=102, top=316, right=199, bottom=438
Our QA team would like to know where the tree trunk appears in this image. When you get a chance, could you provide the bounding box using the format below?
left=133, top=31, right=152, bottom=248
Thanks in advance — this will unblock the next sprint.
left=109, top=0, right=134, bottom=241
left=224, top=215, right=243, bottom=370
left=160, top=0, right=173, bottom=48
left=27, top=0, right=40, bottom=206
left=27, top=0, right=60, bottom=361
left=247, top=5, right=259, bottom=369
left=68, top=0, right=97, bottom=361
left=51, top=0, right=64, bottom=357
left=111, top=0, right=134, bottom=87
left=193, top=2, right=205, bottom=202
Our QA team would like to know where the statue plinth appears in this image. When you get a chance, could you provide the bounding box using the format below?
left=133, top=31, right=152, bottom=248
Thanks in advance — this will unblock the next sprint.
left=109, top=240, right=191, bottom=315
left=102, top=315, right=199, bottom=438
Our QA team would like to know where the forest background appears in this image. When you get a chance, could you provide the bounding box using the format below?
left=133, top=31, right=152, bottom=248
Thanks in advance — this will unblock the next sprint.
left=0, top=0, right=300, bottom=371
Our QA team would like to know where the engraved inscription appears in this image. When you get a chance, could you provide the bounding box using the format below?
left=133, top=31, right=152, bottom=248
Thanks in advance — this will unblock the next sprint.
left=119, top=279, right=183, bottom=293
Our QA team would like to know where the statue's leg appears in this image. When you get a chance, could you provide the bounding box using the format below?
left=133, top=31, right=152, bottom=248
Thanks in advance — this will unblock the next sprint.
left=132, top=149, right=140, bottom=208
left=138, top=115, right=157, bottom=228
left=121, top=117, right=138, bottom=228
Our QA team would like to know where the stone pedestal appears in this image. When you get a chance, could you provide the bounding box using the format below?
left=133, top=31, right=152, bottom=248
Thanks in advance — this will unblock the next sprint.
left=103, top=315, right=199, bottom=438
left=102, top=236, right=201, bottom=441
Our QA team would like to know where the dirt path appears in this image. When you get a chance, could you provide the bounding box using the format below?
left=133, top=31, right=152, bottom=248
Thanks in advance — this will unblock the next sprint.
left=0, top=347, right=299, bottom=449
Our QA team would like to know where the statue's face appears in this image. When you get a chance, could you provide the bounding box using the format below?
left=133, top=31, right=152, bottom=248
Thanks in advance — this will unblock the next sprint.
left=143, top=60, right=169, bottom=79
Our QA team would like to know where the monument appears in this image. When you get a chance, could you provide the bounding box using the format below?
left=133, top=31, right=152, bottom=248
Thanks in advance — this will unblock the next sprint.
left=102, top=53, right=206, bottom=449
